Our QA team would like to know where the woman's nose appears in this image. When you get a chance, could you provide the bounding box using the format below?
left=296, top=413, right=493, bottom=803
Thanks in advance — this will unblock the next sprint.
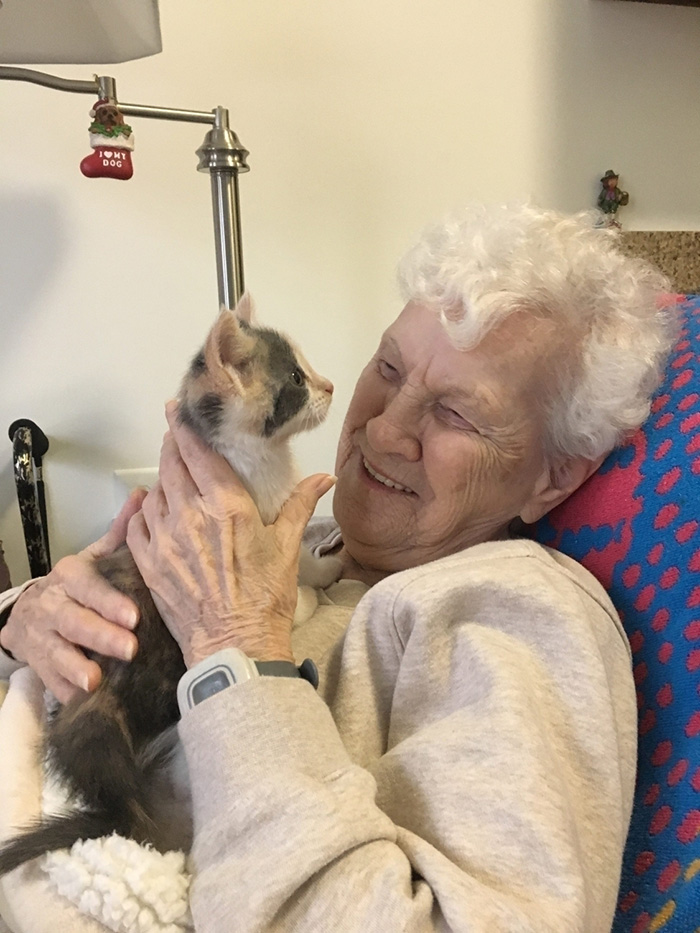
left=365, top=401, right=421, bottom=461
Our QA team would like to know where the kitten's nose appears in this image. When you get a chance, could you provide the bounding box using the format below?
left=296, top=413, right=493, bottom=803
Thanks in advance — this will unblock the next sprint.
left=322, top=378, right=334, bottom=396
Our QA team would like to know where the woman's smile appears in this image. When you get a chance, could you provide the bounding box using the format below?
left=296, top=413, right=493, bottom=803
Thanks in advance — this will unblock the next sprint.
left=361, top=454, right=417, bottom=495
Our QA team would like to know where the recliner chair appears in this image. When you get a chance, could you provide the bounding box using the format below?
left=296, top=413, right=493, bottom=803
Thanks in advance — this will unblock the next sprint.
left=532, top=295, right=700, bottom=933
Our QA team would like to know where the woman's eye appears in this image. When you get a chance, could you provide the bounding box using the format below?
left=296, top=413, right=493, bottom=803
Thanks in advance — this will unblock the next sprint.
left=290, top=369, right=304, bottom=386
left=438, top=405, right=475, bottom=430
left=377, top=359, right=399, bottom=380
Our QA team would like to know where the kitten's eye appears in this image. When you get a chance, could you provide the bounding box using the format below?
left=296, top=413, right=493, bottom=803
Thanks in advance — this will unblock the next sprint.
left=290, top=368, right=304, bottom=386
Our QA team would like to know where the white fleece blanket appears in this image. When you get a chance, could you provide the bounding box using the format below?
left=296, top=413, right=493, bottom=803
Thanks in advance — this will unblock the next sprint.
left=0, top=669, right=192, bottom=933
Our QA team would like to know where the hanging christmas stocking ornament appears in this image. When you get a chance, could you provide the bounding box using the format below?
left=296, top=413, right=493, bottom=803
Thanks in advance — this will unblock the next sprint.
left=80, top=99, right=134, bottom=180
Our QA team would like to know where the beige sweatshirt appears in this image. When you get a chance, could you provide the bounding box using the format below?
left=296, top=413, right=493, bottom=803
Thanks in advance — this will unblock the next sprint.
left=176, top=537, right=636, bottom=933
left=0, top=535, right=635, bottom=932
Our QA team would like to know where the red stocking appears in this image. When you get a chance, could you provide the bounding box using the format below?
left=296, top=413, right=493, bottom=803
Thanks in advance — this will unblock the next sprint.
left=81, top=99, right=135, bottom=180
left=80, top=146, right=133, bottom=180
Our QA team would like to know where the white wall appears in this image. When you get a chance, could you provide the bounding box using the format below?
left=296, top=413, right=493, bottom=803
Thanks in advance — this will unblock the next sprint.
left=1, top=0, right=699, bottom=584
left=543, top=0, right=700, bottom=229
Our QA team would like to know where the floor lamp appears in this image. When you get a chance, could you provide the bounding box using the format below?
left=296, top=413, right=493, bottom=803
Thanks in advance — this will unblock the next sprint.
left=0, top=65, right=250, bottom=310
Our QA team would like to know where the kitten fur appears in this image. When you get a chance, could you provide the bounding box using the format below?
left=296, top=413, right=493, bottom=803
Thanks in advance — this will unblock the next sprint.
left=0, top=295, right=337, bottom=874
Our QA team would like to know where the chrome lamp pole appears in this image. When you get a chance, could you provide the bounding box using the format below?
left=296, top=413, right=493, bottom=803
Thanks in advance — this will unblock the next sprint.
left=0, top=67, right=249, bottom=308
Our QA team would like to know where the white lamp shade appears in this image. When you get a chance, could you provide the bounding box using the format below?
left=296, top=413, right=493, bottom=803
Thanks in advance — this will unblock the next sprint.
left=0, top=0, right=162, bottom=64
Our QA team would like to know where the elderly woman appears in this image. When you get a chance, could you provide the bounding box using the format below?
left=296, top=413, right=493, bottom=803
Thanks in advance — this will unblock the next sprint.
left=0, top=205, right=676, bottom=933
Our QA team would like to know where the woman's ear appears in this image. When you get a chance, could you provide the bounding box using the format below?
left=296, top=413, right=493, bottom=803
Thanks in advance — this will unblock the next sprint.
left=518, top=453, right=607, bottom=525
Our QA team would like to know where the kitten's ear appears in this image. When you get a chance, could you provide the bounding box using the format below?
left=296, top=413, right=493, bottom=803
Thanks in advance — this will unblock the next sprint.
left=207, top=307, right=255, bottom=371
left=233, top=292, right=256, bottom=325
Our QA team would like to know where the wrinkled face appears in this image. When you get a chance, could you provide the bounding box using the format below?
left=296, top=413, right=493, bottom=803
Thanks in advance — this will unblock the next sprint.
left=333, top=302, right=561, bottom=573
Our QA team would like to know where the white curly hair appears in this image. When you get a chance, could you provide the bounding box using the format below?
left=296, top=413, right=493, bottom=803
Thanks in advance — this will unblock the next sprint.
left=397, top=204, right=679, bottom=462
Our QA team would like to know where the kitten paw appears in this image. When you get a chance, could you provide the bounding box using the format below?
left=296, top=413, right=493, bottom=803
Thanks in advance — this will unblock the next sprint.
left=297, top=549, right=343, bottom=589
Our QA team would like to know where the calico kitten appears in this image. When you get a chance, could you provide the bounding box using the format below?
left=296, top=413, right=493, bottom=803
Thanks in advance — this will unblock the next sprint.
left=0, top=295, right=338, bottom=874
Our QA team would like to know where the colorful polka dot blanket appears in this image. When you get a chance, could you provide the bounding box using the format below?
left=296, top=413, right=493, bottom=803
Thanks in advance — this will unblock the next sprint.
left=532, top=295, right=700, bottom=933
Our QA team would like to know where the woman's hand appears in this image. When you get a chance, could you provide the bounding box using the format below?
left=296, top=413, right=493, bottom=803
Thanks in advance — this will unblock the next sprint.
left=0, top=489, right=145, bottom=703
left=127, top=403, right=335, bottom=668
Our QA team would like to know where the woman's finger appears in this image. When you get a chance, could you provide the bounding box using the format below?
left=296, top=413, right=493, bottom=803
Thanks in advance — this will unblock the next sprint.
left=278, top=474, right=337, bottom=540
left=141, top=479, right=169, bottom=526
left=85, top=487, right=148, bottom=560
left=165, top=403, right=247, bottom=500
left=54, top=555, right=139, bottom=630
left=57, top=602, right=138, bottom=662
left=40, top=668, right=83, bottom=706
left=44, top=632, right=104, bottom=693
left=127, top=510, right=150, bottom=554
left=157, top=431, right=200, bottom=514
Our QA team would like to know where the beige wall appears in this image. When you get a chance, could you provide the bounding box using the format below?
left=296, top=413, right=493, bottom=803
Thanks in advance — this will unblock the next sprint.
left=1, top=0, right=699, bottom=583
left=543, top=0, right=700, bottom=229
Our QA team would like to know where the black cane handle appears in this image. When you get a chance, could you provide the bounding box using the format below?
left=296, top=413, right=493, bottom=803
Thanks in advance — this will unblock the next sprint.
left=8, top=419, right=52, bottom=575
left=8, top=419, right=49, bottom=463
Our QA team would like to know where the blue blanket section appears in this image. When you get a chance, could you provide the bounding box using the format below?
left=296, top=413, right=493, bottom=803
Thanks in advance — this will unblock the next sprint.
left=533, top=296, right=700, bottom=933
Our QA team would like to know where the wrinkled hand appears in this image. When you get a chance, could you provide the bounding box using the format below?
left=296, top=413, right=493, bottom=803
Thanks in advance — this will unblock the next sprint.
left=127, top=403, right=335, bottom=668
left=0, top=489, right=145, bottom=703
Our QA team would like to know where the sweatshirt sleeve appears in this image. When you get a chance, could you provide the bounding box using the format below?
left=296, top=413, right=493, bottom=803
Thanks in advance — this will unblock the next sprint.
left=178, top=543, right=637, bottom=933
left=0, top=582, right=36, bottom=679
